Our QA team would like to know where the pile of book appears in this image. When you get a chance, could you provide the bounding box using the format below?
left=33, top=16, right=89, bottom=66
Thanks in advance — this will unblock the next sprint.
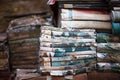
left=96, top=33, right=120, bottom=72
left=7, top=16, right=41, bottom=70
left=54, top=0, right=111, bottom=31
left=0, top=33, right=9, bottom=71
left=50, top=0, right=120, bottom=74
left=39, top=26, right=97, bottom=76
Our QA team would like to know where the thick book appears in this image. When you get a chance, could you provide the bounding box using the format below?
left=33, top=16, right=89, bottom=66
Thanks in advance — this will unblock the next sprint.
left=96, top=33, right=120, bottom=43
left=41, top=26, right=96, bottom=32
left=97, top=43, right=120, bottom=53
left=41, top=29, right=96, bottom=37
left=61, top=9, right=110, bottom=21
left=97, top=53, right=120, bottom=63
left=97, top=63, right=120, bottom=72
left=40, top=47, right=96, bottom=53
left=39, top=51, right=96, bottom=57
left=41, top=67, right=93, bottom=76
left=40, top=37, right=96, bottom=43
left=61, top=21, right=112, bottom=29
left=42, top=55, right=96, bottom=62
left=40, top=42, right=97, bottom=48
left=40, top=34, right=96, bottom=40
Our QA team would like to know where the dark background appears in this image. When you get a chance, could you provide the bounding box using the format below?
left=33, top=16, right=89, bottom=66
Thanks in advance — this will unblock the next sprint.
left=0, top=0, right=49, bottom=33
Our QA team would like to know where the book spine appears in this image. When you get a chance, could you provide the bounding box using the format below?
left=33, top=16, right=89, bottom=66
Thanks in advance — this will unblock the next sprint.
left=61, top=21, right=112, bottom=29
left=61, top=9, right=110, bottom=21
left=41, top=30, right=95, bottom=37
left=39, top=51, right=96, bottom=57
left=40, top=47, right=96, bottom=53
left=42, top=55, right=96, bottom=62
left=97, top=63, right=120, bottom=72
left=97, top=33, right=120, bottom=43
left=40, top=38, right=96, bottom=43
left=97, top=53, right=120, bottom=63
left=40, top=42, right=97, bottom=48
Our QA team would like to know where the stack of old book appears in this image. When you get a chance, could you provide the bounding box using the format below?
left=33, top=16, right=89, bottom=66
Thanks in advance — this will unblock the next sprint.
left=0, top=33, right=9, bottom=71
left=55, top=0, right=111, bottom=31
left=39, top=26, right=97, bottom=76
left=96, top=33, right=120, bottom=72
left=96, top=0, right=120, bottom=72
left=7, top=16, right=42, bottom=70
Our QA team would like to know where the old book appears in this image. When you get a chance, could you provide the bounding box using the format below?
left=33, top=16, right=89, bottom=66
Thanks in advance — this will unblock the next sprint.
left=40, top=42, right=97, bottom=48
left=97, top=63, right=120, bottom=72
left=8, top=16, right=46, bottom=29
left=40, top=34, right=96, bottom=40
left=97, top=43, right=120, bottom=53
left=41, top=58, right=96, bottom=67
left=40, top=38, right=96, bottom=43
left=97, top=53, right=120, bottom=63
left=96, top=33, right=120, bottom=43
left=39, top=51, right=96, bottom=57
left=42, top=55, right=96, bottom=62
left=52, top=58, right=96, bottom=67
left=61, top=21, right=112, bottom=29
left=41, top=29, right=95, bottom=37
left=40, top=47, right=96, bottom=53
left=61, top=9, right=110, bottom=21
left=41, top=26, right=95, bottom=32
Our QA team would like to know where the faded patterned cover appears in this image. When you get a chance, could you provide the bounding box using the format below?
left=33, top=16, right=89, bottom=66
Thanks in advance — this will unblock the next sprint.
left=39, top=26, right=97, bottom=75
